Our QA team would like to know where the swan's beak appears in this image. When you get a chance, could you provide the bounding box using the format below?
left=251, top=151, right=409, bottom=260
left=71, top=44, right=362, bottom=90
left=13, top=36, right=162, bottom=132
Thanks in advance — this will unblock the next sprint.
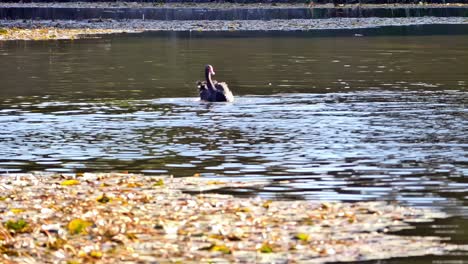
left=211, top=70, right=216, bottom=75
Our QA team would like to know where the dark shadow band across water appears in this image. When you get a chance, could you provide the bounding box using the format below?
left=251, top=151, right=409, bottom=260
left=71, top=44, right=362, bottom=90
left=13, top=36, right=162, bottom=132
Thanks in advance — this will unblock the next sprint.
left=120, top=24, right=468, bottom=38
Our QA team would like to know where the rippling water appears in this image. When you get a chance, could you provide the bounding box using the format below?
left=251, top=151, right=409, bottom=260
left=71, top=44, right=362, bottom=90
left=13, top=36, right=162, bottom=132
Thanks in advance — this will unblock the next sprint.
left=0, top=25, right=467, bottom=260
left=1, top=91, right=466, bottom=206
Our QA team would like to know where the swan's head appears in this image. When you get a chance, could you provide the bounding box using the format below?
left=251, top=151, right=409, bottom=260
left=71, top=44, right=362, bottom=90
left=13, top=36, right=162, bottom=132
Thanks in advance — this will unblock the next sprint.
left=205, top=64, right=215, bottom=75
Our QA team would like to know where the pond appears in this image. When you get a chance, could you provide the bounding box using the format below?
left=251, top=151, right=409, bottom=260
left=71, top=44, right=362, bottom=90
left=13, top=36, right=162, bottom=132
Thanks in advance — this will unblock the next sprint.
left=0, top=24, right=467, bottom=262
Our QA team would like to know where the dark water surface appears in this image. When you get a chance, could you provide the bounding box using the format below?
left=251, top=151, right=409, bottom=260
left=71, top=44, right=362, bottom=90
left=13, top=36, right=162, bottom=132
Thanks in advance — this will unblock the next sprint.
left=1, top=25, right=467, bottom=261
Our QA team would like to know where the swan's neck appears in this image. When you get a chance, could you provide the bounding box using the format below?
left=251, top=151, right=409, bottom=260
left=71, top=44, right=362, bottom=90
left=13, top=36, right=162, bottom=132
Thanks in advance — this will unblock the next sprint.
left=205, top=70, right=215, bottom=90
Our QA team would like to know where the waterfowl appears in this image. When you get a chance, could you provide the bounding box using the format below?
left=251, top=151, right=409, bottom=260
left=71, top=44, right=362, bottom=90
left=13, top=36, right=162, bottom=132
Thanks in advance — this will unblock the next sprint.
left=197, top=65, right=234, bottom=102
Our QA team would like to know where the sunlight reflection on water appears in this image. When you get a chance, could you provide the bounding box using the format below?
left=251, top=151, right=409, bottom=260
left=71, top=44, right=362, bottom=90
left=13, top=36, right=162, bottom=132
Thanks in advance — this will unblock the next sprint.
left=1, top=91, right=467, bottom=213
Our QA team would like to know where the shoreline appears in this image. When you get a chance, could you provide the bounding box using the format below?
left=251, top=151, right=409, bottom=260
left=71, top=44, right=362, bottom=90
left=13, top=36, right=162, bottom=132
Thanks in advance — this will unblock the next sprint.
left=1, top=17, right=467, bottom=41
left=0, top=172, right=466, bottom=263
left=1, top=2, right=468, bottom=9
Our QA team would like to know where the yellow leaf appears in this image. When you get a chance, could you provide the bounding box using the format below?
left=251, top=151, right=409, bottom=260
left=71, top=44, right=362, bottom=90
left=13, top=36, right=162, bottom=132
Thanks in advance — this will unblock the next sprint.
left=47, top=237, right=67, bottom=250
left=262, top=200, right=272, bottom=209
left=126, top=182, right=142, bottom=188
left=96, top=194, right=111, bottom=203
left=89, top=250, right=103, bottom=258
left=209, top=234, right=224, bottom=240
left=235, top=207, right=251, bottom=213
left=60, top=179, right=80, bottom=186
left=295, top=233, right=310, bottom=242
left=201, top=243, right=231, bottom=254
left=259, top=243, right=274, bottom=253
left=126, top=233, right=138, bottom=241
left=211, top=244, right=231, bottom=254
left=152, top=179, right=164, bottom=187
left=68, top=219, right=92, bottom=235
left=10, top=208, right=25, bottom=214
left=207, top=181, right=224, bottom=185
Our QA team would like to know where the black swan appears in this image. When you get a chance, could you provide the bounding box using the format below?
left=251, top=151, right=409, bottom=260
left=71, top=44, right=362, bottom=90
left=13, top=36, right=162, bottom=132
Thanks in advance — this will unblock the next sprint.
left=197, top=65, right=234, bottom=102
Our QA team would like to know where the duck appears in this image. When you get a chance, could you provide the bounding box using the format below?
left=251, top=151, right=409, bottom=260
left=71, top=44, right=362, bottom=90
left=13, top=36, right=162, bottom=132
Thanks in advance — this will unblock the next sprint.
left=197, top=65, right=234, bottom=102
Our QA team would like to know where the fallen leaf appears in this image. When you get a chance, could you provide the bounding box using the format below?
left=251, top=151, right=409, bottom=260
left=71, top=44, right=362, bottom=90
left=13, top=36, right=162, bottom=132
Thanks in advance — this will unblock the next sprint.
left=152, top=179, right=164, bottom=187
left=5, top=219, right=29, bottom=233
left=258, top=243, right=274, bottom=253
left=96, top=194, right=111, bottom=203
left=295, top=233, right=310, bottom=242
left=60, top=179, right=80, bottom=186
left=68, top=219, right=92, bottom=235
left=10, top=208, right=25, bottom=214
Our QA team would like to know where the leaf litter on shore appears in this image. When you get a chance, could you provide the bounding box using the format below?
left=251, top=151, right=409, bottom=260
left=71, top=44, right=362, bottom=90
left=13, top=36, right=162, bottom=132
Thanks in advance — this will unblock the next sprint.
left=1, top=17, right=468, bottom=41
left=0, top=172, right=466, bottom=263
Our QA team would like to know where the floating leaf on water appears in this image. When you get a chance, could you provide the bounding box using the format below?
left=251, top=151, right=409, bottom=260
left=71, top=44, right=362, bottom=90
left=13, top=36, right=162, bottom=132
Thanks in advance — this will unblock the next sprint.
left=209, top=234, right=224, bottom=240
left=0, top=244, right=19, bottom=256
left=226, top=233, right=243, bottom=241
left=358, top=208, right=377, bottom=215
left=211, top=244, right=231, bottom=254
left=152, top=179, right=164, bottom=187
left=10, top=208, right=25, bottom=214
left=126, top=233, right=138, bottom=241
left=235, top=207, right=251, bottom=213
left=207, top=181, right=224, bottom=185
left=97, top=193, right=111, bottom=203
left=258, top=243, right=274, bottom=253
left=5, top=219, right=29, bottom=233
left=191, top=232, right=204, bottom=237
left=201, top=243, right=231, bottom=254
left=126, top=182, right=142, bottom=188
left=295, top=233, right=310, bottom=242
left=319, top=247, right=336, bottom=256
left=89, top=250, right=103, bottom=258
left=60, top=179, right=80, bottom=186
left=262, top=200, right=272, bottom=209
left=68, top=219, right=92, bottom=235
left=301, top=217, right=315, bottom=226
left=47, top=237, right=67, bottom=250
left=321, top=202, right=332, bottom=210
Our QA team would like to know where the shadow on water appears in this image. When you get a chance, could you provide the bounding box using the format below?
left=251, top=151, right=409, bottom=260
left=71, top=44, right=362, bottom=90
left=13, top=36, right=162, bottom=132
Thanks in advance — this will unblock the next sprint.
left=0, top=24, right=467, bottom=262
left=130, top=24, right=468, bottom=38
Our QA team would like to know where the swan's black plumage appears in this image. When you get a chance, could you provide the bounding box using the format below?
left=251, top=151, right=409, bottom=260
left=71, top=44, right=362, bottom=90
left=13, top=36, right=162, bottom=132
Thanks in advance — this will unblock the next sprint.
left=197, top=65, right=234, bottom=102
